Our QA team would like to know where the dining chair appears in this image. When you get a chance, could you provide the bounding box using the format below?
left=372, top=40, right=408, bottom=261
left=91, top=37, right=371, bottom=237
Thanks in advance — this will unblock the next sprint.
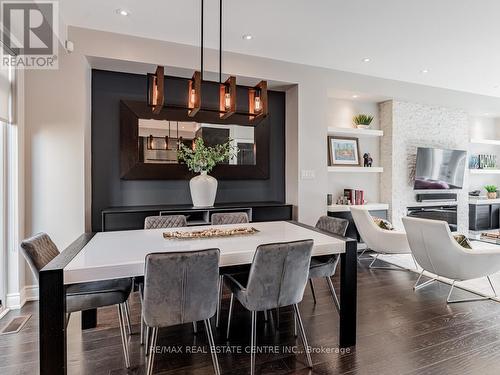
left=211, top=211, right=250, bottom=327
left=211, top=212, right=249, bottom=225
left=142, top=249, right=221, bottom=375
left=308, top=216, right=349, bottom=312
left=21, top=233, right=133, bottom=368
left=225, top=239, right=314, bottom=374
left=140, top=214, right=190, bottom=343
left=144, top=215, right=187, bottom=229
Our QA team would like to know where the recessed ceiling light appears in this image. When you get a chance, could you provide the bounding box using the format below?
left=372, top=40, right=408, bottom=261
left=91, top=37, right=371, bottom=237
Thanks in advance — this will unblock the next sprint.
left=421, top=69, right=429, bottom=74
left=242, top=34, right=253, bottom=40
left=362, top=58, right=371, bottom=63
left=116, top=9, right=130, bottom=16
left=352, top=95, right=359, bottom=99
left=484, top=112, right=490, bottom=116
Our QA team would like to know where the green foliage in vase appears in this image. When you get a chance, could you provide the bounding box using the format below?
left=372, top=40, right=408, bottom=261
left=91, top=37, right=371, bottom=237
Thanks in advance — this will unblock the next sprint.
left=485, top=185, right=498, bottom=193
left=353, top=114, right=374, bottom=126
left=177, top=137, right=238, bottom=174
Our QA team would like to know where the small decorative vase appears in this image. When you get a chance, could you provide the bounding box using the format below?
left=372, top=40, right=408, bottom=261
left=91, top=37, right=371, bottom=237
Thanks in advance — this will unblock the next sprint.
left=487, top=191, right=497, bottom=199
left=356, top=124, right=370, bottom=129
left=190, top=171, right=218, bottom=207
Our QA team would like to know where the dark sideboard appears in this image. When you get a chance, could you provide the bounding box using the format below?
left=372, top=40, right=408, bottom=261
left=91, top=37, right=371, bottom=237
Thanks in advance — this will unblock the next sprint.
left=469, top=201, right=500, bottom=231
left=101, top=202, right=293, bottom=232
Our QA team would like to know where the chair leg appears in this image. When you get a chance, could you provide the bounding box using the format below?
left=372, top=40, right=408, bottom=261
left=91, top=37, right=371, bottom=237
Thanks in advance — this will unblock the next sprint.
left=216, top=275, right=223, bottom=328
left=117, top=304, right=130, bottom=368
left=140, top=315, right=145, bottom=345
left=369, top=254, right=406, bottom=271
left=145, top=326, right=150, bottom=355
left=193, top=321, right=198, bottom=334
left=263, top=309, right=268, bottom=322
left=276, top=307, right=280, bottom=330
left=146, top=327, right=158, bottom=375
left=66, top=313, right=71, bottom=329
left=226, top=293, right=234, bottom=339
left=293, top=310, right=297, bottom=337
left=413, top=269, right=436, bottom=291
left=250, top=311, right=257, bottom=375
left=293, top=304, right=312, bottom=368
left=309, top=279, right=317, bottom=304
left=204, top=319, right=221, bottom=375
left=488, top=276, right=497, bottom=297
left=124, top=300, right=132, bottom=335
left=446, top=281, right=490, bottom=304
left=326, top=276, right=340, bottom=313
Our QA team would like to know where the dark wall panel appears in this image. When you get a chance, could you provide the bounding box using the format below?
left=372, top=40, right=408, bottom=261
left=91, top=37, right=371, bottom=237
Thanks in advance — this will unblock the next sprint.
left=91, top=69, right=285, bottom=231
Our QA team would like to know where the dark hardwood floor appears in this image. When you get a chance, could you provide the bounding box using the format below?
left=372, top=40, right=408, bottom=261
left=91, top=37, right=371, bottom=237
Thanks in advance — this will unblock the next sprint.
left=2, top=260, right=500, bottom=375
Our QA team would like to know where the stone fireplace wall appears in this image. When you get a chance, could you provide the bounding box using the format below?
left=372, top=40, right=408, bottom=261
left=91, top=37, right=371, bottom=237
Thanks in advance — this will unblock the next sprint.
left=380, top=100, right=469, bottom=232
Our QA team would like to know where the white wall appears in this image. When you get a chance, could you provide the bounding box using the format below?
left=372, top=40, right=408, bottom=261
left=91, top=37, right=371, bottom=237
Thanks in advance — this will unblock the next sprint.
left=24, top=48, right=90, bottom=286
left=380, top=101, right=469, bottom=232
left=327, top=99, right=380, bottom=204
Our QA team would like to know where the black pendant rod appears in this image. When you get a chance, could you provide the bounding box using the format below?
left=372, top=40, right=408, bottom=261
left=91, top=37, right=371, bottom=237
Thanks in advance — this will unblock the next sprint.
left=201, top=0, right=204, bottom=80
left=219, top=0, right=222, bottom=83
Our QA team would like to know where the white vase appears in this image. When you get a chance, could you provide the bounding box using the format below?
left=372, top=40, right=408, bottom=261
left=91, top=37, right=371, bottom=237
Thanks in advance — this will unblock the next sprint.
left=189, top=171, right=218, bottom=207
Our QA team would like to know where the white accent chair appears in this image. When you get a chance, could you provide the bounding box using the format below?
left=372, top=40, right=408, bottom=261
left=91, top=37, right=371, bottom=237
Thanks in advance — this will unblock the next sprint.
left=350, top=207, right=415, bottom=270
left=402, top=216, right=500, bottom=303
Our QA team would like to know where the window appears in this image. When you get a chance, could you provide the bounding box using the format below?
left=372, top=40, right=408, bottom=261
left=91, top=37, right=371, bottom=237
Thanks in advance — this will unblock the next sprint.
left=0, top=57, right=15, bottom=315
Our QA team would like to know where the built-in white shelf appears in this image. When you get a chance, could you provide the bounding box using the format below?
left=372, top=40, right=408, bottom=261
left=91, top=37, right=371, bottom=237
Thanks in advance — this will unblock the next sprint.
left=469, top=169, right=500, bottom=174
left=327, top=203, right=389, bottom=212
left=470, top=138, right=500, bottom=146
left=328, top=127, right=383, bottom=138
left=328, top=166, right=384, bottom=173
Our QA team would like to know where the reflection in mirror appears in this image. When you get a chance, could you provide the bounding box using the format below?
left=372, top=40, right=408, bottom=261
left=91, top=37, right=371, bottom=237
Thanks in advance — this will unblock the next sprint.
left=138, top=119, right=256, bottom=165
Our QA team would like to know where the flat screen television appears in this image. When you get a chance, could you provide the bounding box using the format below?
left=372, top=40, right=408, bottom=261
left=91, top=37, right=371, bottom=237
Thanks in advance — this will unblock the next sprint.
left=414, top=147, right=466, bottom=190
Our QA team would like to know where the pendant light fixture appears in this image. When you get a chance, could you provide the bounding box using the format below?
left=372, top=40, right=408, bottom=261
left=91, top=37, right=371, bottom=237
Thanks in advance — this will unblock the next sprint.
left=146, top=0, right=268, bottom=123
left=147, top=65, right=164, bottom=114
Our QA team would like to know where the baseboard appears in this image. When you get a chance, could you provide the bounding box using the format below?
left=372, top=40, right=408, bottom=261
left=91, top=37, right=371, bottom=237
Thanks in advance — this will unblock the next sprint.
left=5, top=285, right=39, bottom=309
left=23, top=285, right=39, bottom=303
left=6, top=292, right=21, bottom=309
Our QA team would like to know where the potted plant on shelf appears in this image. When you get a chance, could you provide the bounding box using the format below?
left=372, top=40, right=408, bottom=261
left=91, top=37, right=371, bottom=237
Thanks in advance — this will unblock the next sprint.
left=353, top=114, right=374, bottom=129
left=178, top=137, right=237, bottom=207
left=485, top=185, right=498, bottom=199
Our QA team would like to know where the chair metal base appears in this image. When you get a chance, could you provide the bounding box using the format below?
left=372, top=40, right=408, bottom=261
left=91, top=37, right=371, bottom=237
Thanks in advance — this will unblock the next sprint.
left=446, top=277, right=497, bottom=304
left=309, top=277, right=340, bottom=313
left=368, top=254, right=407, bottom=271
left=145, top=319, right=220, bottom=375
left=413, top=269, right=437, bottom=291
left=117, top=303, right=130, bottom=368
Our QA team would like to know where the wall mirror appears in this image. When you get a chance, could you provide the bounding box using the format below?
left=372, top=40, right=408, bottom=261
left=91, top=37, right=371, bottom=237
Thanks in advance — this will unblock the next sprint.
left=138, top=119, right=256, bottom=166
left=120, top=100, right=269, bottom=180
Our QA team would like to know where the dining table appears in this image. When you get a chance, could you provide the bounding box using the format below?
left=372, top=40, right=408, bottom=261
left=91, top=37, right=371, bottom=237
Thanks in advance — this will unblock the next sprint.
left=38, top=220, right=358, bottom=375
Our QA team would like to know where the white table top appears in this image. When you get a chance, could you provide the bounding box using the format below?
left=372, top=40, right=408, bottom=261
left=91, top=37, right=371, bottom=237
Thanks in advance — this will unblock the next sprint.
left=64, top=221, right=346, bottom=284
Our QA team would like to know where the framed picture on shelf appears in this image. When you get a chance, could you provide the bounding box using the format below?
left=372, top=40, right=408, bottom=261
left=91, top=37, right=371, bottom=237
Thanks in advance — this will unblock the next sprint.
left=328, top=136, right=360, bottom=166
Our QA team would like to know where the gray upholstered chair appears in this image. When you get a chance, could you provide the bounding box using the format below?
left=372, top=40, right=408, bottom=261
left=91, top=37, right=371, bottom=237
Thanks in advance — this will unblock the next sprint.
left=142, top=249, right=221, bottom=375
left=225, top=240, right=314, bottom=374
left=144, top=215, right=187, bottom=229
left=211, top=212, right=249, bottom=225
left=211, top=211, right=250, bottom=327
left=20, top=233, right=133, bottom=368
left=140, top=214, right=190, bottom=343
left=308, top=216, right=349, bottom=312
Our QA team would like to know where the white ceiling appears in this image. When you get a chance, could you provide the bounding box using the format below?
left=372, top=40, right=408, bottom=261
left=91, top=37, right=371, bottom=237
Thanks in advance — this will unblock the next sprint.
left=60, top=0, right=500, bottom=98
